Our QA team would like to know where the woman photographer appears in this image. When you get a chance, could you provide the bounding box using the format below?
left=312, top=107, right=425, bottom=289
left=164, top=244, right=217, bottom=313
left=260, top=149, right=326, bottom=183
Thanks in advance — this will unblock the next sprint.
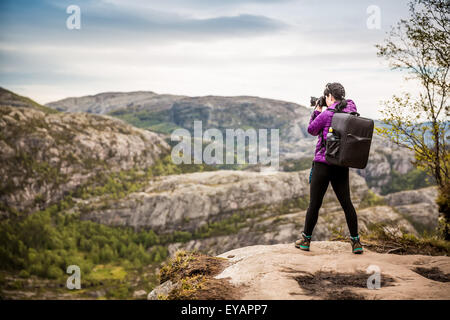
left=295, top=82, right=363, bottom=254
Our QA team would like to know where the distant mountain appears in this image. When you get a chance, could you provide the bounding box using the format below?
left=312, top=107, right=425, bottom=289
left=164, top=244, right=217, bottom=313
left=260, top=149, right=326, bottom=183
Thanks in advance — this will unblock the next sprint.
left=47, top=91, right=432, bottom=193
left=47, top=91, right=313, bottom=157
left=46, top=91, right=187, bottom=115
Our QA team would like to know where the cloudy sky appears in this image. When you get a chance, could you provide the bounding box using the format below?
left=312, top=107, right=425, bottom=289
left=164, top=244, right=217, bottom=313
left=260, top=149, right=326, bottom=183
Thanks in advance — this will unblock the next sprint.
left=0, top=0, right=420, bottom=119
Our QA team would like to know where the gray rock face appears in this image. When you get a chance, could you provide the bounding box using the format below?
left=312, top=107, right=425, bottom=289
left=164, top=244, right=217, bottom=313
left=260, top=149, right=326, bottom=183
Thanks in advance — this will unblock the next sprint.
left=133, top=289, right=147, bottom=299
left=385, top=187, right=440, bottom=232
left=147, top=280, right=178, bottom=300
left=77, top=167, right=435, bottom=257
left=81, top=169, right=314, bottom=232
left=0, top=106, right=170, bottom=214
left=385, top=186, right=438, bottom=206
left=355, top=135, right=415, bottom=193
left=87, top=289, right=106, bottom=298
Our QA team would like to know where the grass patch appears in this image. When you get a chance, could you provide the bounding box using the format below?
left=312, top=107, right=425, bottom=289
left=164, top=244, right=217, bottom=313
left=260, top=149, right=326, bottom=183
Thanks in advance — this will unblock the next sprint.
left=359, top=190, right=386, bottom=209
left=360, top=223, right=450, bottom=256
left=89, top=265, right=127, bottom=281
left=107, top=109, right=178, bottom=134
left=158, top=250, right=238, bottom=300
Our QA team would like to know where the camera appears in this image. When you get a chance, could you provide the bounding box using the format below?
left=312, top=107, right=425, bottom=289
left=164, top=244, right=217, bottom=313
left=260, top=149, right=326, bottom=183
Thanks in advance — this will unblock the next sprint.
left=310, top=96, right=327, bottom=107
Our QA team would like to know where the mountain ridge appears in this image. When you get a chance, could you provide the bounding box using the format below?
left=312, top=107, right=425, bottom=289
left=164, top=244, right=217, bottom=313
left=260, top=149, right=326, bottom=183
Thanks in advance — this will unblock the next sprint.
left=45, top=89, right=428, bottom=193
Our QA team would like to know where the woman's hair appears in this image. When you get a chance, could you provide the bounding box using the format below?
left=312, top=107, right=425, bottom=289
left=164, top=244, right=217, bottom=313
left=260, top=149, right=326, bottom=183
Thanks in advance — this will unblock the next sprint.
left=324, top=82, right=347, bottom=112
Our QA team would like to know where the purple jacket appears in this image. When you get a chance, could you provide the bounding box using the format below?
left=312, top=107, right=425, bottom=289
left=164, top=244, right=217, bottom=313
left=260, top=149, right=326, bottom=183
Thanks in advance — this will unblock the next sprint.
left=308, top=99, right=357, bottom=164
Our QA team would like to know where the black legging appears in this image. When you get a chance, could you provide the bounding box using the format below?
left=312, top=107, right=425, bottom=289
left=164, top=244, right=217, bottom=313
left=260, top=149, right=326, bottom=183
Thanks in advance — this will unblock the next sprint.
left=303, top=161, right=358, bottom=238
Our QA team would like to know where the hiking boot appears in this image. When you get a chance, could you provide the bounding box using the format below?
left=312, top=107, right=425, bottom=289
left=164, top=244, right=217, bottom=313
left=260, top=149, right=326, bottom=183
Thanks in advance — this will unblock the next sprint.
left=350, top=235, right=363, bottom=254
left=295, top=232, right=312, bottom=251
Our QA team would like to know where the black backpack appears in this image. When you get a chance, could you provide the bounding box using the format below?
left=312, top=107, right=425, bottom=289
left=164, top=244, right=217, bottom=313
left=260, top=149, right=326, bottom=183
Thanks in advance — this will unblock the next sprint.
left=323, top=110, right=374, bottom=169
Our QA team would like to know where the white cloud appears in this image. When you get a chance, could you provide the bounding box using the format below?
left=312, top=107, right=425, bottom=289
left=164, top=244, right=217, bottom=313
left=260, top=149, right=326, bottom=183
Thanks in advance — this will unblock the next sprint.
left=1, top=0, right=417, bottom=120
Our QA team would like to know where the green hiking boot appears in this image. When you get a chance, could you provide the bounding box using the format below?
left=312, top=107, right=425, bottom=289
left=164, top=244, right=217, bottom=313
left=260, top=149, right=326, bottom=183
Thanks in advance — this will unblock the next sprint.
left=350, top=235, right=363, bottom=254
left=295, top=232, right=312, bottom=251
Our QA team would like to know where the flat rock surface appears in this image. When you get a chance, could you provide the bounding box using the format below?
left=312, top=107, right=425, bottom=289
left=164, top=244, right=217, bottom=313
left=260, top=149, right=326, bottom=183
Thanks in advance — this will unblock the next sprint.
left=216, top=242, right=450, bottom=300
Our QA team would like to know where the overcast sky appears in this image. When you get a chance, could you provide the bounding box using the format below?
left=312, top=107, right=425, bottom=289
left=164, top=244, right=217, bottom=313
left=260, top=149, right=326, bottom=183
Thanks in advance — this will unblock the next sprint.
left=0, top=0, right=421, bottom=119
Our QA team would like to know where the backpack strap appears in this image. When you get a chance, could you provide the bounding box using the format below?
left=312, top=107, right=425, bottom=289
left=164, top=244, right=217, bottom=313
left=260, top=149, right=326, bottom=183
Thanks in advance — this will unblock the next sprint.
left=319, top=109, right=360, bottom=152
left=329, top=108, right=360, bottom=117
left=319, top=108, right=340, bottom=151
left=320, top=134, right=326, bottom=151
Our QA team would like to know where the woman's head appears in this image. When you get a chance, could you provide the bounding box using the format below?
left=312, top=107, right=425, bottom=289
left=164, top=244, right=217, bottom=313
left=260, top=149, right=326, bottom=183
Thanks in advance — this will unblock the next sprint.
left=324, top=82, right=347, bottom=110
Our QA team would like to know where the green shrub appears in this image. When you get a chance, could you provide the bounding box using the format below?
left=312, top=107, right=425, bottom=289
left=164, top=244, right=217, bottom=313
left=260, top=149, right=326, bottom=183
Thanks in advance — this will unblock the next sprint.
left=359, top=190, right=386, bottom=209
left=106, top=284, right=132, bottom=299
left=47, top=265, right=64, bottom=279
left=18, top=270, right=30, bottom=278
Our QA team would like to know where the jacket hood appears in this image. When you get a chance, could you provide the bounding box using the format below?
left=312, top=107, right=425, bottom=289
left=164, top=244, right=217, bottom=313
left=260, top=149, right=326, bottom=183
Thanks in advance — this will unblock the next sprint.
left=328, top=99, right=357, bottom=113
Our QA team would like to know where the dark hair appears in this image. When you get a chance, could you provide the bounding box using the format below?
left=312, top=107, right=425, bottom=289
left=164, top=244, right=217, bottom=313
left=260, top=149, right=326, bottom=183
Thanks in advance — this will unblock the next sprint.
left=324, top=82, right=347, bottom=112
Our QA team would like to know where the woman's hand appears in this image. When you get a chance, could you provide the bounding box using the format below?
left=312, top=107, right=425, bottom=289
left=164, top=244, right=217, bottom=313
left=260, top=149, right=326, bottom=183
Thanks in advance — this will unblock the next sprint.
left=315, top=105, right=323, bottom=112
